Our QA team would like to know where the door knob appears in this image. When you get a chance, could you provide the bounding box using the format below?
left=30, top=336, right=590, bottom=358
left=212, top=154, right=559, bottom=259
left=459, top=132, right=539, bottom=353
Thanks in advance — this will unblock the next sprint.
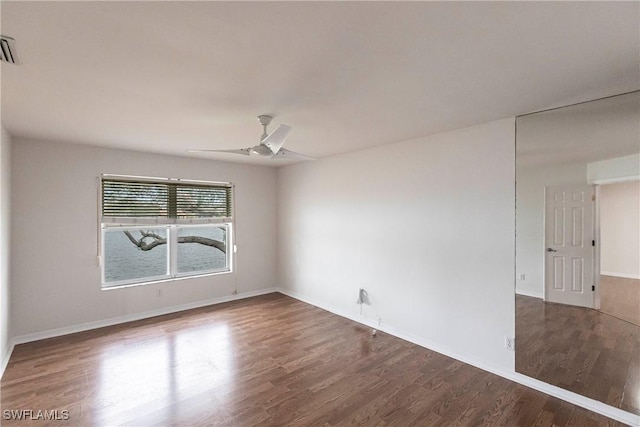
left=546, top=248, right=557, bottom=252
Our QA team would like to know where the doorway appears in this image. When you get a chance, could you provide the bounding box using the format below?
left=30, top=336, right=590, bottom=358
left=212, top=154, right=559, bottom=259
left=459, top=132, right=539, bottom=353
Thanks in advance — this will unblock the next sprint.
left=597, top=180, right=640, bottom=326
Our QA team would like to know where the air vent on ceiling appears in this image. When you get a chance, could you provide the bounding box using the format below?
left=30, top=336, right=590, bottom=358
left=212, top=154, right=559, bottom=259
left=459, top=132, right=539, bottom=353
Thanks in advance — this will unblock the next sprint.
left=0, top=36, right=21, bottom=65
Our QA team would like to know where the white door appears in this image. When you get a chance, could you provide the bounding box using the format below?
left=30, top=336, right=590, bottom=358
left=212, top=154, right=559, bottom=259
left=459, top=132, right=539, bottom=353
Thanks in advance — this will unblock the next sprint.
left=544, top=185, right=595, bottom=308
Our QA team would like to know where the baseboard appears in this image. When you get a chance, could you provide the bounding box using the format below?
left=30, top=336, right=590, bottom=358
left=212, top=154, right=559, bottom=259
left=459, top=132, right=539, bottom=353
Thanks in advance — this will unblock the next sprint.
left=276, top=287, right=639, bottom=427
left=11, top=288, right=278, bottom=346
left=507, top=372, right=639, bottom=427
left=515, top=289, right=543, bottom=299
left=601, top=271, right=640, bottom=280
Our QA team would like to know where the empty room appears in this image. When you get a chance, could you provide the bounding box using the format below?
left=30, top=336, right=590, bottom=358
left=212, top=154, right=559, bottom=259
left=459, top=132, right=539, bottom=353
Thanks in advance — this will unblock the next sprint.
left=0, top=2, right=638, bottom=426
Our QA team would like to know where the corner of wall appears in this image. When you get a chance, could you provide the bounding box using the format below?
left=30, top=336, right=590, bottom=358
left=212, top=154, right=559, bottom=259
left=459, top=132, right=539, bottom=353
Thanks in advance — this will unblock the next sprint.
left=0, top=124, right=13, bottom=378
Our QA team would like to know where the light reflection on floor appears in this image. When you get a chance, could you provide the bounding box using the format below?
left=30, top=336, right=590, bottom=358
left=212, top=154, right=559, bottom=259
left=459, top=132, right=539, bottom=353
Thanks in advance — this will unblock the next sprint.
left=97, top=324, right=232, bottom=425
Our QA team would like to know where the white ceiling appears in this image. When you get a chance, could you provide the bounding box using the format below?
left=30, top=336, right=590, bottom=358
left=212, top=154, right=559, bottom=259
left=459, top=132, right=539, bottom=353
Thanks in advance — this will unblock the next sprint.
left=1, top=1, right=639, bottom=166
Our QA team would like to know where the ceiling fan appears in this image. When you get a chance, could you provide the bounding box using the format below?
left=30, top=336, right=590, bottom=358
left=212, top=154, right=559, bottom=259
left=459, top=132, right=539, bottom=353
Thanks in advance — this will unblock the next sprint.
left=188, top=115, right=316, bottom=160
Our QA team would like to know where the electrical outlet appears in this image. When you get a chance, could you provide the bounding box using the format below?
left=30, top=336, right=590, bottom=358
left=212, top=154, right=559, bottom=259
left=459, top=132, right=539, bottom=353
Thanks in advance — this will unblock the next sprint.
left=156, top=289, right=163, bottom=297
left=377, top=316, right=382, bottom=327
left=505, top=336, right=515, bottom=351
left=519, top=274, right=525, bottom=280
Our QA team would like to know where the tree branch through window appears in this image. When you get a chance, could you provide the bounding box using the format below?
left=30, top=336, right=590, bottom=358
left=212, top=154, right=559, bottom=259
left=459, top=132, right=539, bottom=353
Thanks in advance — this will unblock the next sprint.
left=123, top=230, right=226, bottom=253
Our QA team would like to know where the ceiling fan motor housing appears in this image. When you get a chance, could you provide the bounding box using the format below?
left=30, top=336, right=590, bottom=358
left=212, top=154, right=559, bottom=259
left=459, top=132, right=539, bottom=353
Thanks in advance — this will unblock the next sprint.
left=251, top=144, right=273, bottom=156
left=257, top=115, right=273, bottom=126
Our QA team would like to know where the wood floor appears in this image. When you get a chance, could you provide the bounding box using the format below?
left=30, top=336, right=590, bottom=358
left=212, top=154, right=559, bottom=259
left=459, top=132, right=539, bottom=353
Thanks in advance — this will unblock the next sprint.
left=1, top=293, right=625, bottom=426
left=516, top=295, right=640, bottom=416
left=600, top=275, right=640, bottom=326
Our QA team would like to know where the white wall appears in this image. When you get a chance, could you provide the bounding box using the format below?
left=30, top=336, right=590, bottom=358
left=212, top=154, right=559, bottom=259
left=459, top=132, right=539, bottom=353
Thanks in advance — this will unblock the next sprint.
left=278, top=118, right=516, bottom=371
left=10, top=138, right=278, bottom=337
left=515, top=162, right=587, bottom=298
left=588, top=153, right=640, bottom=184
left=0, top=126, right=12, bottom=374
left=600, top=180, right=640, bottom=278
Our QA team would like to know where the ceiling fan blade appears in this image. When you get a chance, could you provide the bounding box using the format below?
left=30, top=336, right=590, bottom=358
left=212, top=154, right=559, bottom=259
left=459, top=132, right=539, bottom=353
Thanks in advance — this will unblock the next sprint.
left=272, top=148, right=316, bottom=161
left=187, top=148, right=251, bottom=156
left=262, top=124, right=292, bottom=154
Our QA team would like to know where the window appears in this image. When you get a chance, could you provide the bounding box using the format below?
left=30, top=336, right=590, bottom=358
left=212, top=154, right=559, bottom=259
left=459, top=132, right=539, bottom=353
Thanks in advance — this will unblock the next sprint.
left=103, top=226, right=170, bottom=284
left=100, top=176, right=233, bottom=288
left=176, top=225, right=228, bottom=275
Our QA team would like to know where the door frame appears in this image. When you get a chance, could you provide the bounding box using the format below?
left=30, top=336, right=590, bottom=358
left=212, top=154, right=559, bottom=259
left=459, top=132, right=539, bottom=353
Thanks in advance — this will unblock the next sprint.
left=593, top=185, right=601, bottom=310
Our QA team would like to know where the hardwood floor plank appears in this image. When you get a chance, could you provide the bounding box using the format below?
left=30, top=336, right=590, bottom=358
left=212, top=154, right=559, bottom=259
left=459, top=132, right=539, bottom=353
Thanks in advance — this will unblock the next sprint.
left=600, top=276, right=640, bottom=326
left=516, top=294, right=640, bottom=415
left=1, top=293, right=626, bottom=426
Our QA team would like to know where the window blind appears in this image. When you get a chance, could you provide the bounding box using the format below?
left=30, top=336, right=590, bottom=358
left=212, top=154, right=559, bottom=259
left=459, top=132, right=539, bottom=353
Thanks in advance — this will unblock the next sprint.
left=102, top=178, right=232, bottom=224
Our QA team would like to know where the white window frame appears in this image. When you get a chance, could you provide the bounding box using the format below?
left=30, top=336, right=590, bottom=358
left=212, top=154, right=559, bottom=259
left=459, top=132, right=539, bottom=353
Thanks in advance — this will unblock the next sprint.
left=173, top=223, right=233, bottom=279
left=98, top=174, right=235, bottom=290
left=101, top=225, right=172, bottom=288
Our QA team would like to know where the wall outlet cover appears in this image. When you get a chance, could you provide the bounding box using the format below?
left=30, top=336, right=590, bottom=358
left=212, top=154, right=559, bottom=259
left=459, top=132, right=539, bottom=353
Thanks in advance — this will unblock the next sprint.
left=505, top=336, right=515, bottom=351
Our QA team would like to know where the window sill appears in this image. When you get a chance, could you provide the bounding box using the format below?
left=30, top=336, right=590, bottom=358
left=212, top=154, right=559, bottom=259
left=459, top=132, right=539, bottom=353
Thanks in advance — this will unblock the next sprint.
left=101, top=269, right=232, bottom=291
